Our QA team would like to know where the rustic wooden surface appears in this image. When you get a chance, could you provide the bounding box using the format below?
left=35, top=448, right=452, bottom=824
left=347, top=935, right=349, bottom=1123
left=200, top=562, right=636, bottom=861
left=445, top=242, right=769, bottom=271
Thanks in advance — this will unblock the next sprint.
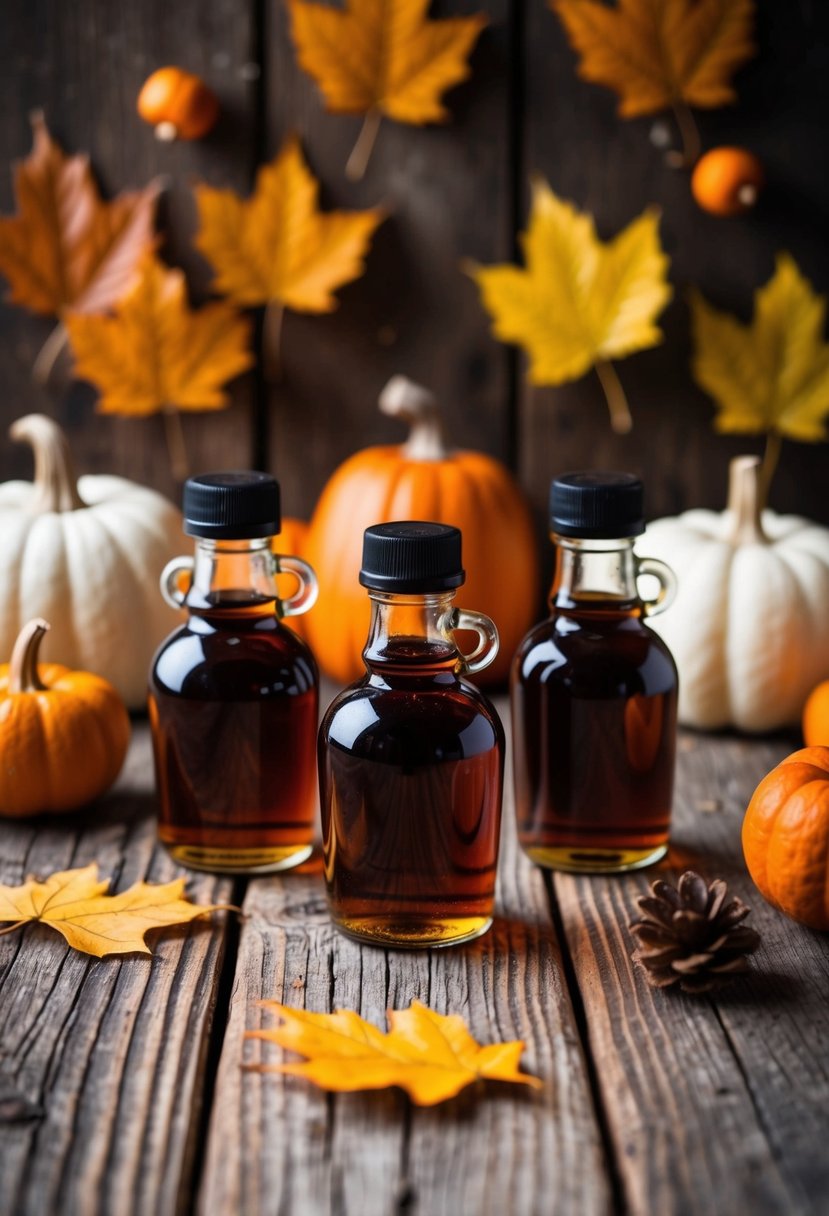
left=1, top=701, right=827, bottom=1216
left=1, top=0, right=828, bottom=529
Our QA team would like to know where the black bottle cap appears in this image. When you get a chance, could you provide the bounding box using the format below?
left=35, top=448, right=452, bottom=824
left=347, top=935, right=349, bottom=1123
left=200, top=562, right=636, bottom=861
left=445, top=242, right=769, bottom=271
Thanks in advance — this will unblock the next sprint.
left=182, top=472, right=281, bottom=539
left=359, top=521, right=465, bottom=592
left=549, top=471, right=645, bottom=539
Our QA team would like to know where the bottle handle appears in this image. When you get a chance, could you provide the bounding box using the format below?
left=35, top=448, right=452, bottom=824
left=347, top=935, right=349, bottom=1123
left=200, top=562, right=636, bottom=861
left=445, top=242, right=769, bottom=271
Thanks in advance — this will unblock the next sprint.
left=442, top=607, right=500, bottom=675
left=160, top=556, right=194, bottom=610
left=274, top=555, right=319, bottom=618
left=636, top=556, right=677, bottom=618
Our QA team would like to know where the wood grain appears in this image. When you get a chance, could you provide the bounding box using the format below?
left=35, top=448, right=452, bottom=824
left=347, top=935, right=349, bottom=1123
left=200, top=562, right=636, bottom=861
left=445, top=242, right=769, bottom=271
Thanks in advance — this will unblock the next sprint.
left=519, top=0, right=829, bottom=528
left=0, top=728, right=235, bottom=1216
left=551, top=732, right=829, bottom=1216
left=262, top=0, right=515, bottom=521
left=198, top=698, right=611, bottom=1216
left=0, top=0, right=258, bottom=502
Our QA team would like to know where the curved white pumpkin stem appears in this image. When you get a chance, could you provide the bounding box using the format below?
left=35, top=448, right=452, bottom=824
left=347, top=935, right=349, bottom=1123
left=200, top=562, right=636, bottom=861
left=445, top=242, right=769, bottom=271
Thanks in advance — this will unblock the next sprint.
left=378, top=376, right=449, bottom=461
left=726, top=455, right=768, bottom=546
left=9, top=618, right=50, bottom=694
left=10, top=414, right=86, bottom=514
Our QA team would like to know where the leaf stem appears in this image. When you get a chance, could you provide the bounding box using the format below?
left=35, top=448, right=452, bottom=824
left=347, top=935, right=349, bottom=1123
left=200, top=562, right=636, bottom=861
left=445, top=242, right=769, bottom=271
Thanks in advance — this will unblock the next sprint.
left=0, top=922, right=26, bottom=938
left=163, top=409, right=189, bottom=483
left=263, top=301, right=285, bottom=382
left=32, top=322, right=69, bottom=387
left=759, top=430, right=782, bottom=511
left=346, top=110, right=382, bottom=182
left=594, top=360, right=633, bottom=434
left=668, top=99, right=702, bottom=168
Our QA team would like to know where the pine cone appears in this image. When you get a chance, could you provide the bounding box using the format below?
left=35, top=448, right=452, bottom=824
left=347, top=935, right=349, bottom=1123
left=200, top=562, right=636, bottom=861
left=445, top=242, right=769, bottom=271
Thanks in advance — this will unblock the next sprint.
left=629, top=871, right=761, bottom=994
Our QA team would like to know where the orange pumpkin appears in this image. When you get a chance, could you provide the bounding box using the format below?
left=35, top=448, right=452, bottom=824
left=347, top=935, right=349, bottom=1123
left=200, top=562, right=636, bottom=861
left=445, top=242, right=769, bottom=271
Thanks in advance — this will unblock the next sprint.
left=691, top=147, right=764, bottom=217
left=303, top=376, right=539, bottom=686
left=803, top=681, right=829, bottom=746
left=274, top=517, right=310, bottom=640
left=137, top=67, right=219, bottom=141
left=0, top=619, right=131, bottom=817
left=742, top=747, right=829, bottom=931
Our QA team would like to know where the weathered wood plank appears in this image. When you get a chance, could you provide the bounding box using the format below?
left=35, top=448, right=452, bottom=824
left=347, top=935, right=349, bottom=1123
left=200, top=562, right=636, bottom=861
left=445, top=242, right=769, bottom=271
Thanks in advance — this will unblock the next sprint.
left=199, top=695, right=611, bottom=1216
left=519, top=0, right=829, bottom=527
left=0, top=0, right=259, bottom=501
left=0, top=726, right=235, bottom=1216
left=261, top=0, right=515, bottom=521
left=552, top=732, right=829, bottom=1216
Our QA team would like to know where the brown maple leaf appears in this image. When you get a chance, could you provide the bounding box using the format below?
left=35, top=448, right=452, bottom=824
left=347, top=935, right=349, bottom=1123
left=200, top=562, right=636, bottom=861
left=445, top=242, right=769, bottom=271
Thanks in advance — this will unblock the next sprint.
left=288, top=0, right=487, bottom=178
left=247, top=1001, right=542, bottom=1105
left=0, top=112, right=159, bottom=317
left=552, top=0, right=756, bottom=163
left=0, top=864, right=228, bottom=958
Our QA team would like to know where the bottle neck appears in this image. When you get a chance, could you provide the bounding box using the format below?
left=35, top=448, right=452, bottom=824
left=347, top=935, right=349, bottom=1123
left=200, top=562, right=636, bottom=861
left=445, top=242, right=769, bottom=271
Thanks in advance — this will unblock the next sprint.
left=550, top=536, right=641, bottom=613
left=363, top=590, right=459, bottom=673
left=186, top=537, right=277, bottom=611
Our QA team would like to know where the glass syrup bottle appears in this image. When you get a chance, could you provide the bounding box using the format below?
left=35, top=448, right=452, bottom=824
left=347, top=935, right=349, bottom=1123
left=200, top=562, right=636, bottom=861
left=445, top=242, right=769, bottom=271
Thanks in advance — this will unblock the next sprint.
left=318, top=521, right=505, bottom=948
left=149, top=472, right=319, bottom=874
left=511, top=472, right=678, bottom=873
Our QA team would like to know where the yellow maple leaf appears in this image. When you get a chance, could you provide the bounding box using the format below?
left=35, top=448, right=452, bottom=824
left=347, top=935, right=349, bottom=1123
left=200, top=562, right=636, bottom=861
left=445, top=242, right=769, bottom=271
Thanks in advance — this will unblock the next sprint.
left=691, top=253, right=829, bottom=445
left=0, top=112, right=158, bottom=318
left=247, top=1000, right=542, bottom=1105
left=469, top=178, right=672, bottom=432
left=288, top=0, right=487, bottom=177
left=552, top=0, right=756, bottom=119
left=0, top=864, right=227, bottom=957
left=65, top=252, right=253, bottom=417
left=194, top=136, right=384, bottom=319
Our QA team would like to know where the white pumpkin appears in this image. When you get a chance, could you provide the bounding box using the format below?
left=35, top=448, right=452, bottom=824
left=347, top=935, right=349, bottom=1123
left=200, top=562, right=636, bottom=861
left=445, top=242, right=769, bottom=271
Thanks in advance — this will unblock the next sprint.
left=639, top=455, right=829, bottom=732
left=0, top=415, right=184, bottom=709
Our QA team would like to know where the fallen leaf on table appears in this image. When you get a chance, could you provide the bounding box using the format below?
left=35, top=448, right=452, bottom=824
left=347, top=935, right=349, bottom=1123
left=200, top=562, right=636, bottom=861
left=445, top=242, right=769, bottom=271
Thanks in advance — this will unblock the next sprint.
left=288, top=0, right=487, bottom=178
left=194, top=135, right=384, bottom=368
left=691, top=253, right=829, bottom=443
left=247, top=1000, right=542, bottom=1105
left=0, top=863, right=228, bottom=957
left=0, top=113, right=158, bottom=380
left=552, top=0, right=755, bottom=118
left=469, top=178, right=671, bottom=432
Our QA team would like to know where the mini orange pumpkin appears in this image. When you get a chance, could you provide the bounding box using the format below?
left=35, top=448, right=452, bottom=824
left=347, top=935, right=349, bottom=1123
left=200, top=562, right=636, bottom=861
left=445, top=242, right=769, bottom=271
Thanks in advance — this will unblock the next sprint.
left=303, top=377, right=539, bottom=686
left=137, top=67, right=219, bottom=142
left=803, top=681, right=829, bottom=746
left=742, top=747, right=829, bottom=931
left=691, top=147, right=764, bottom=217
left=0, top=619, right=131, bottom=817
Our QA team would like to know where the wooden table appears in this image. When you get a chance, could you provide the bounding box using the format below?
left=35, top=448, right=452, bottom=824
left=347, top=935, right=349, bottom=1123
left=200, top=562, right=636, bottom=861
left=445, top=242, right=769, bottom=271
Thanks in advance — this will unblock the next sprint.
left=1, top=699, right=827, bottom=1216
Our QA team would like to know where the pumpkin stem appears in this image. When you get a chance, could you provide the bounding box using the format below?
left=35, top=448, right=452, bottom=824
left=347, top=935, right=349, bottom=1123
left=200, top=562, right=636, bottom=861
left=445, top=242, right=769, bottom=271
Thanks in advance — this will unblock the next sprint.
left=726, top=455, right=768, bottom=546
left=10, top=414, right=86, bottom=514
left=378, top=376, right=449, bottom=461
left=9, top=619, right=50, bottom=694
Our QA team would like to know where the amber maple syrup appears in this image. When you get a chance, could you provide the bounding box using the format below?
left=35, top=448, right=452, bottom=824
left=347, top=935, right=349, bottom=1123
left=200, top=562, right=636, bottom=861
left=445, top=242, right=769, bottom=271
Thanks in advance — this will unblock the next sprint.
left=149, top=473, right=319, bottom=874
left=319, top=522, right=504, bottom=947
left=511, top=473, right=679, bottom=873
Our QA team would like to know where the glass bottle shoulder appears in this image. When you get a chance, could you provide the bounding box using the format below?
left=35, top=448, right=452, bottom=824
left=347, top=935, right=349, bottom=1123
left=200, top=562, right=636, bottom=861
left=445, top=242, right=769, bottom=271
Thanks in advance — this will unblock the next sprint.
left=513, top=608, right=677, bottom=695
left=150, top=608, right=317, bottom=699
left=320, top=670, right=505, bottom=763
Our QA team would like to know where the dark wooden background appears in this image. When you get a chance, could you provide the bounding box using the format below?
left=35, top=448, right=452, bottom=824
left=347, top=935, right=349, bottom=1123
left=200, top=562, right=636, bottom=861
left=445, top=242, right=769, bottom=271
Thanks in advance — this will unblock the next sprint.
left=1, top=0, right=828, bottom=539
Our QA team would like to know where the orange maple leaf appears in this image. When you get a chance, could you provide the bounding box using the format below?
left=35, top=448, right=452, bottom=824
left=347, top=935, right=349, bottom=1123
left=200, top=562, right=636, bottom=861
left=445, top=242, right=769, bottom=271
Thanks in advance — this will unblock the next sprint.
left=247, top=1001, right=543, bottom=1105
left=552, top=0, right=756, bottom=118
left=0, top=112, right=159, bottom=317
left=288, top=0, right=487, bottom=177
left=65, top=252, right=253, bottom=418
left=0, top=864, right=227, bottom=958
